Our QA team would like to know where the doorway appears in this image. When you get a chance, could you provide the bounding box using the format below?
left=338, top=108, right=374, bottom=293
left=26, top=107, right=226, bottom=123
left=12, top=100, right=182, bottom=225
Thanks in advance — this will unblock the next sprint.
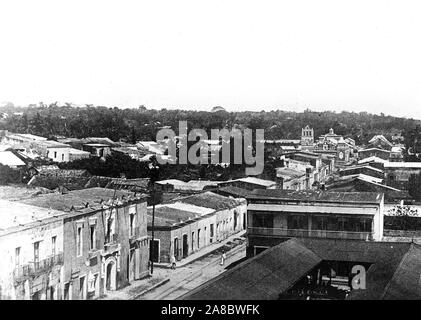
left=174, top=238, right=179, bottom=260
left=105, top=259, right=117, bottom=291
left=149, top=240, right=159, bottom=262
left=129, top=249, right=135, bottom=282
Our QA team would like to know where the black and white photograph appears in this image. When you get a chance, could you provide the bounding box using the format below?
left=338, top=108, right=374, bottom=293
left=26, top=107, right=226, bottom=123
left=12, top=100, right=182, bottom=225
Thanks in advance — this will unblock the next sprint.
left=1, top=0, right=421, bottom=311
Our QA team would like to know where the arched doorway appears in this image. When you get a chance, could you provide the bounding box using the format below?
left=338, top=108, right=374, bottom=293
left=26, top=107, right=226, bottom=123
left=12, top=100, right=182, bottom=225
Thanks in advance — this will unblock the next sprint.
left=104, top=257, right=117, bottom=292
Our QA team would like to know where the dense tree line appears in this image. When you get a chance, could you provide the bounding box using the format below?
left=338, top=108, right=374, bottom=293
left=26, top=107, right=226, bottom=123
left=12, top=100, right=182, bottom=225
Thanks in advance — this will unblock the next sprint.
left=1, top=103, right=420, bottom=145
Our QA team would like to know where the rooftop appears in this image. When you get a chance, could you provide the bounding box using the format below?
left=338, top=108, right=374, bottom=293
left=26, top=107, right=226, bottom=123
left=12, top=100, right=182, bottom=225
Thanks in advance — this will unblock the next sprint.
left=181, top=238, right=420, bottom=300
left=216, top=186, right=252, bottom=198
left=17, top=187, right=145, bottom=212
left=276, top=167, right=306, bottom=180
left=175, top=191, right=245, bottom=211
left=384, top=162, right=421, bottom=169
left=0, top=185, right=54, bottom=201
left=0, top=151, right=26, bottom=166
left=235, top=177, right=277, bottom=187
left=0, top=200, right=67, bottom=236
left=247, top=189, right=384, bottom=204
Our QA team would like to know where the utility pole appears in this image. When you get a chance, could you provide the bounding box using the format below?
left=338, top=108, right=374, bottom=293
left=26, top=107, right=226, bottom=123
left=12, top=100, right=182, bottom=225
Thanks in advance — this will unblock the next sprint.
left=149, top=156, right=159, bottom=275
left=150, top=184, right=156, bottom=275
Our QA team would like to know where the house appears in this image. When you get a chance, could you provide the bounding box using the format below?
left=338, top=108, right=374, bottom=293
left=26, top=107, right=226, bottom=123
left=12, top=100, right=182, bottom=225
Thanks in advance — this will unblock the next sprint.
left=338, top=164, right=385, bottom=180
left=246, top=189, right=384, bottom=257
left=326, top=174, right=409, bottom=203
left=17, top=188, right=149, bottom=300
left=0, top=132, right=90, bottom=163
left=358, top=135, right=403, bottom=162
left=181, top=238, right=421, bottom=300
left=218, top=177, right=277, bottom=191
left=383, top=162, right=421, bottom=190
left=147, top=193, right=246, bottom=264
left=0, top=200, right=67, bottom=300
left=173, top=192, right=247, bottom=242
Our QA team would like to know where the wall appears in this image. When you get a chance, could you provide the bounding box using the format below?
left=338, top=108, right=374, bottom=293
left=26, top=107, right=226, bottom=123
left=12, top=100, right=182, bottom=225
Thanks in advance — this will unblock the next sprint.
left=0, top=219, right=64, bottom=300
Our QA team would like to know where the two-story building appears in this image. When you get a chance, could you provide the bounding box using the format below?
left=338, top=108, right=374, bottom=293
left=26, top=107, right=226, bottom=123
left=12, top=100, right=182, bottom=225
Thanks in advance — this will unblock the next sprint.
left=0, top=200, right=67, bottom=300
left=17, top=188, right=149, bottom=300
left=246, top=189, right=384, bottom=257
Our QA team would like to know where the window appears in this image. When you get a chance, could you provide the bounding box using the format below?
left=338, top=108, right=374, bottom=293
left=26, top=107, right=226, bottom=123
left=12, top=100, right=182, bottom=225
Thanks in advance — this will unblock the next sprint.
left=54, top=151, right=57, bottom=158
left=34, top=241, right=41, bottom=270
left=197, top=229, right=201, bottom=249
left=287, top=214, right=308, bottom=230
left=252, top=213, right=274, bottom=228
left=90, top=225, right=96, bottom=250
left=79, top=276, right=86, bottom=300
left=130, top=214, right=135, bottom=237
left=210, top=224, right=214, bottom=243
left=51, top=236, right=57, bottom=256
left=61, top=154, right=64, bottom=161
left=191, top=232, right=195, bottom=250
left=15, top=247, right=21, bottom=267
left=77, top=226, right=83, bottom=256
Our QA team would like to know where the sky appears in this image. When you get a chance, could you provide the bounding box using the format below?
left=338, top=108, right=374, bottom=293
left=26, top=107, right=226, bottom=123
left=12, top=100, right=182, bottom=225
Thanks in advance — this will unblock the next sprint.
left=1, top=0, right=421, bottom=119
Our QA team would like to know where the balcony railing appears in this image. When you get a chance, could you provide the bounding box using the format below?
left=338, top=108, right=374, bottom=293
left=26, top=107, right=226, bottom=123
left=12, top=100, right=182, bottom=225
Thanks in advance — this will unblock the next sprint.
left=104, top=234, right=120, bottom=253
left=248, top=227, right=373, bottom=241
left=14, top=253, right=64, bottom=281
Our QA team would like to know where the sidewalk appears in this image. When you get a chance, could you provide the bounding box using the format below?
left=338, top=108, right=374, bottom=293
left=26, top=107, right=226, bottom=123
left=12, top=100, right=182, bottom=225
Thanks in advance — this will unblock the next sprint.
left=100, top=230, right=246, bottom=300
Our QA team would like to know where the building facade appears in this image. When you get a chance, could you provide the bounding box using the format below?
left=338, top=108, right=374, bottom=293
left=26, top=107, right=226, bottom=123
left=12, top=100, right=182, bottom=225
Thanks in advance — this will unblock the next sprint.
left=16, top=188, right=149, bottom=300
left=246, top=189, right=384, bottom=257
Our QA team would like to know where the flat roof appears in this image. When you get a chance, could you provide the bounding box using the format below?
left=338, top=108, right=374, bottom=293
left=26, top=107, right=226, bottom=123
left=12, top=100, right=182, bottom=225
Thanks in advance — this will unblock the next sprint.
left=248, top=189, right=383, bottom=204
left=384, top=162, right=421, bottom=169
left=17, top=187, right=145, bottom=212
left=0, top=200, right=68, bottom=236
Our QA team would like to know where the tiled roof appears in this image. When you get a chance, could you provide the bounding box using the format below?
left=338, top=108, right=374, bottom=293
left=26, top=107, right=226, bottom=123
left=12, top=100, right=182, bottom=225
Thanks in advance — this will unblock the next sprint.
left=248, top=189, right=383, bottom=204
left=216, top=186, right=252, bottom=198
left=176, top=191, right=244, bottom=211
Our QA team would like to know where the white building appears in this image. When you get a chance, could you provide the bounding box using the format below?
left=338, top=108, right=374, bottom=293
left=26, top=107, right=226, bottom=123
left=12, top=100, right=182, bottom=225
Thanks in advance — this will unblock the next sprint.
left=0, top=200, right=68, bottom=300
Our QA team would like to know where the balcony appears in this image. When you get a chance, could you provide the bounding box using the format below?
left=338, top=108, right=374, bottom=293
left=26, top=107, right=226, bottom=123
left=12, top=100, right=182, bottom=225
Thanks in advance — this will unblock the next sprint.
left=103, top=234, right=120, bottom=254
left=248, top=227, right=373, bottom=241
left=14, top=253, right=64, bottom=282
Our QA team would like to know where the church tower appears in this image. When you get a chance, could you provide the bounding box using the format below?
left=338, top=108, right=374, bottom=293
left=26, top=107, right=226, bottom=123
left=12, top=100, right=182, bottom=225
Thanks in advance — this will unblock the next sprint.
left=301, top=125, right=314, bottom=151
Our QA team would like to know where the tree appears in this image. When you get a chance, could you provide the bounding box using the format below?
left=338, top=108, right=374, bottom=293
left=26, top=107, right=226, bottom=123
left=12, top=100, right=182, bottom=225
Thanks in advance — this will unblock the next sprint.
left=408, top=174, right=421, bottom=200
left=387, top=205, right=418, bottom=231
left=0, top=164, right=21, bottom=185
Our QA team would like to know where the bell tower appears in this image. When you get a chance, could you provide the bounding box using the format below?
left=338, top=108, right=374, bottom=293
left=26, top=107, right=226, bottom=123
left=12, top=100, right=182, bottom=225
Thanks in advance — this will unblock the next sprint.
left=301, top=125, right=314, bottom=151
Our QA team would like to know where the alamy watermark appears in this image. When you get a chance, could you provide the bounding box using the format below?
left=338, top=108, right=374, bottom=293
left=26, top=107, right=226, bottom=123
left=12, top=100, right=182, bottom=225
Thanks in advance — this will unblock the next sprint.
left=155, top=121, right=265, bottom=175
